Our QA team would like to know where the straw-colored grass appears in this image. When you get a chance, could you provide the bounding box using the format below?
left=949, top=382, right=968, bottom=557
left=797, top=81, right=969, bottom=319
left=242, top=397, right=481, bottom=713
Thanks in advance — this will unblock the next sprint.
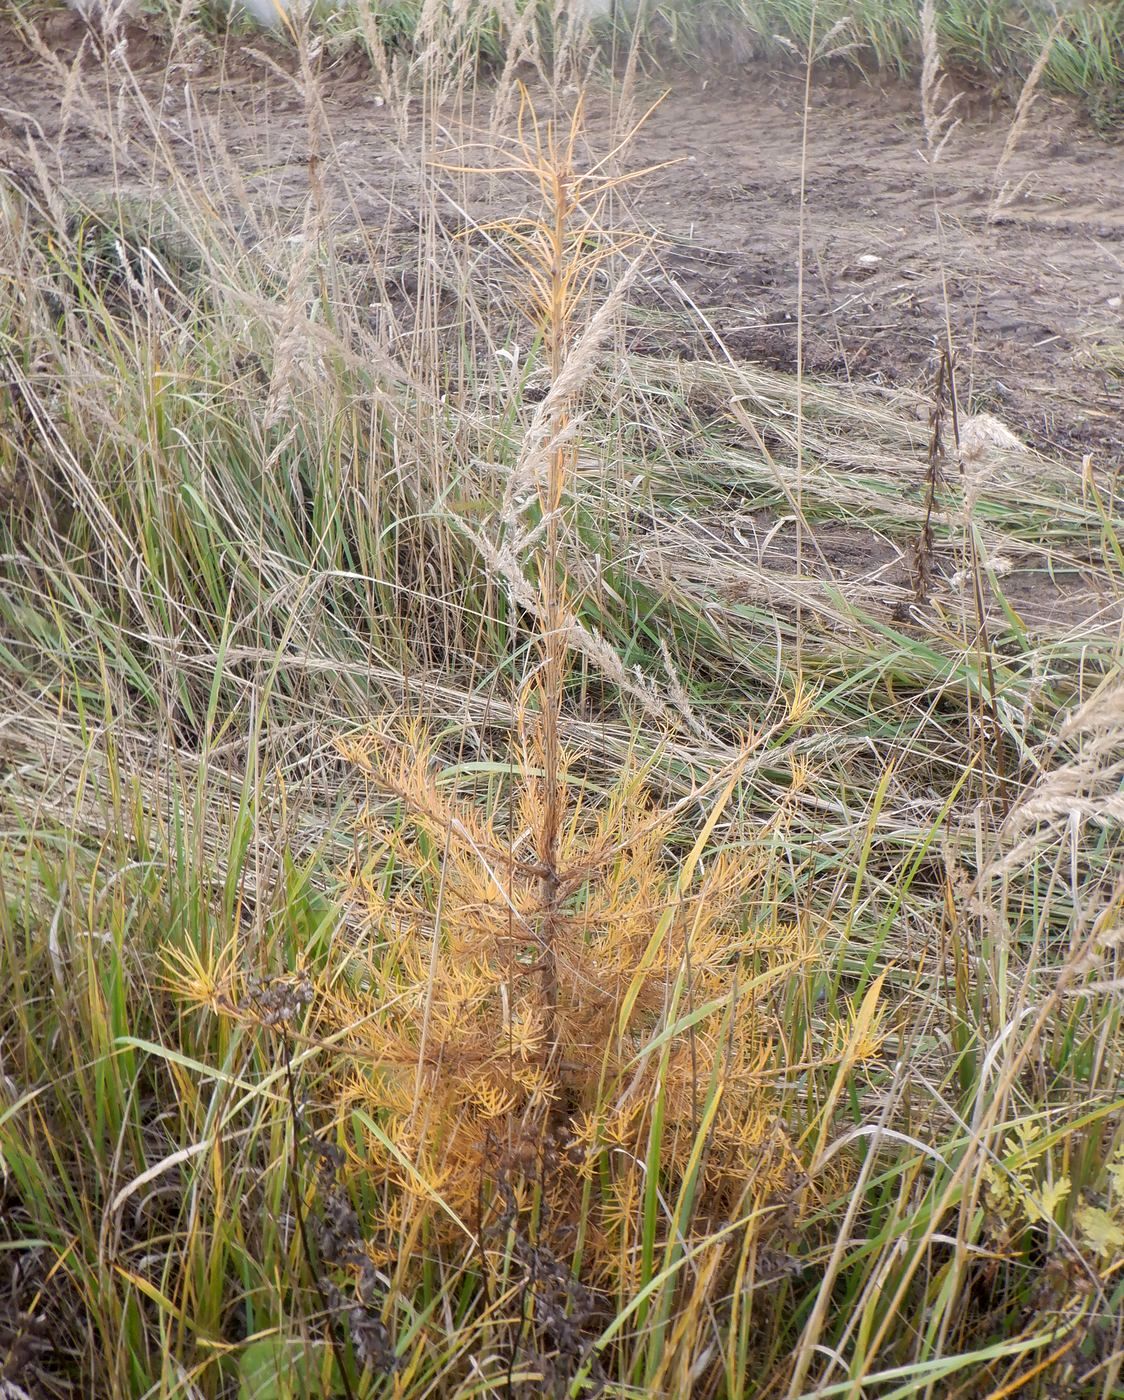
left=1, top=7, right=1123, bottom=1399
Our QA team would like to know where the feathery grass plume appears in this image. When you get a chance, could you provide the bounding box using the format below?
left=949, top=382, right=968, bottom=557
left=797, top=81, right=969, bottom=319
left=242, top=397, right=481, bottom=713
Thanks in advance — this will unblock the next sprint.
left=919, top=0, right=961, bottom=160
left=990, top=15, right=1067, bottom=222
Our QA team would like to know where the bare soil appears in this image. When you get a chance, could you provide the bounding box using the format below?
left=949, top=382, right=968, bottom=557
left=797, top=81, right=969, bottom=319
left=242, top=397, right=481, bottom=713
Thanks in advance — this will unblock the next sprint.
left=1, top=11, right=1121, bottom=473
left=624, top=66, right=1123, bottom=468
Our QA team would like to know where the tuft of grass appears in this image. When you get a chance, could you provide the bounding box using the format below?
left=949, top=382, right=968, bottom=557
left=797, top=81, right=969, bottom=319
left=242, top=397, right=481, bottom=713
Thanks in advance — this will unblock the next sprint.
left=2, top=8, right=1124, bottom=1399
left=307, top=0, right=1122, bottom=119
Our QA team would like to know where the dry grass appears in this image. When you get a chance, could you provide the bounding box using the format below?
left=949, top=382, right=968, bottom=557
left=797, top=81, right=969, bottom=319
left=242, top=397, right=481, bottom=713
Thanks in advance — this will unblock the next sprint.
left=1, top=7, right=1123, bottom=1400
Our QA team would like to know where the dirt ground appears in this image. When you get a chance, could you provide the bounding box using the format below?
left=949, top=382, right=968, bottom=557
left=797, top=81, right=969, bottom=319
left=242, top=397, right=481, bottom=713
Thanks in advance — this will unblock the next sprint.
left=1, top=11, right=1121, bottom=469
left=628, top=69, right=1123, bottom=467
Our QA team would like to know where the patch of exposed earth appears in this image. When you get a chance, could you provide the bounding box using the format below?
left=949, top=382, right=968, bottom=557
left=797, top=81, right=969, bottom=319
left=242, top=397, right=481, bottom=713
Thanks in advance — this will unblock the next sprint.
left=1, top=13, right=1120, bottom=466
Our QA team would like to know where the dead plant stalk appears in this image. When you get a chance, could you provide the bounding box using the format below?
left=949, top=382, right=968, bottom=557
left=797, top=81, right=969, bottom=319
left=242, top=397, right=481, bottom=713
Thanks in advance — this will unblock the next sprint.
left=536, top=147, right=574, bottom=1055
